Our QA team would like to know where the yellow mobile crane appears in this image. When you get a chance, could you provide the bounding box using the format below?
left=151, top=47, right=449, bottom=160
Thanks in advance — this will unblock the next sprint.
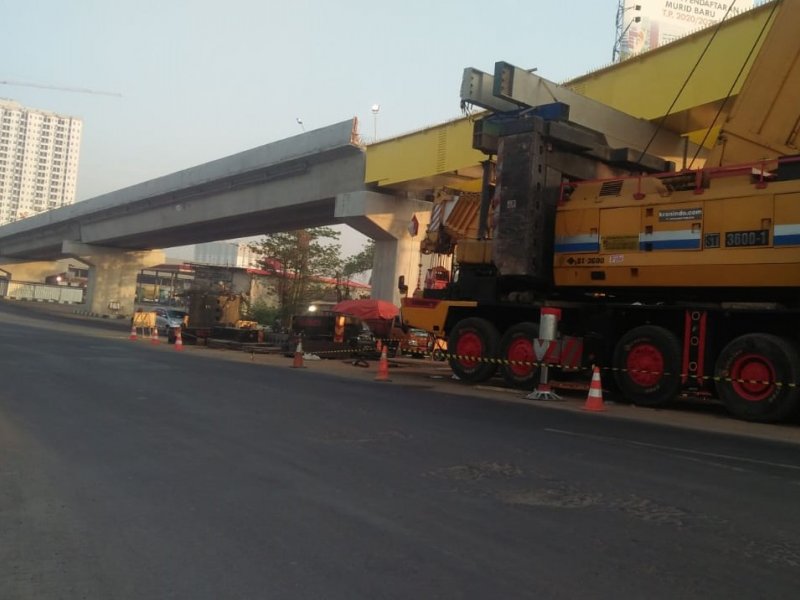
left=402, top=0, right=800, bottom=422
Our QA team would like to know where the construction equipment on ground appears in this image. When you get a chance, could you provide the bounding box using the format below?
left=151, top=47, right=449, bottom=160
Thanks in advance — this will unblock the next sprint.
left=169, top=264, right=263, bottom=346
left=332, top=299, right=407, bottom=356
left=401, top=0, right=800, bottom=423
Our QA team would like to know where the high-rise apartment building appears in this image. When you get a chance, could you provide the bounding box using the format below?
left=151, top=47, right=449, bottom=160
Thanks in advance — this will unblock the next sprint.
left=0, top=99, right=82, bottom=225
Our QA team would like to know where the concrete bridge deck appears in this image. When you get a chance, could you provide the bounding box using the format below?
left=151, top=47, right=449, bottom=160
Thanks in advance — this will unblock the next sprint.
left=0, top=120, right=365, bottom=260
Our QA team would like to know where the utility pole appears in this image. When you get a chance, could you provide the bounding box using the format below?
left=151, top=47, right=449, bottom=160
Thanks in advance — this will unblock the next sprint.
left=613, top=2, right=642, bottom=62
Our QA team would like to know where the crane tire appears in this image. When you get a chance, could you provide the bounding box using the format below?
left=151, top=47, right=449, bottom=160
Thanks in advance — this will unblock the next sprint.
left=499, top=322, right=540, bottom=389
left=447, top=318, right=499, bottom=383
left=714, top=334, right=800, bottom=423
left=613, top=325, right=682, bottom=407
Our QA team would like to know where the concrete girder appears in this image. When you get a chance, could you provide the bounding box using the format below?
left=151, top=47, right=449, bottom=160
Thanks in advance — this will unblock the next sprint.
left=0, top=221, right=82, bottom=260
left=62, top=241, right=164, bottom=317
left=0, top=119, right=364, bottom=258
left=335, top=192, right=431, bottom=305
left=76, top=152, right=365, bottom=250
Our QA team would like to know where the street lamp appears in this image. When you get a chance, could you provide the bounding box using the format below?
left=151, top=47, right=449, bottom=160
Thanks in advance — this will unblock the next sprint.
left=613, top=2, right=642, bottom=62
left=371, top=103, right=380, bottom=141
left=296, top=117, right=305, bottom=132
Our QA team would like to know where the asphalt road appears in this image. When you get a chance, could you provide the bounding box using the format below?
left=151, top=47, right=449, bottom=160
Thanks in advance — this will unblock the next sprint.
left=1, top=302, right=799, bottom=599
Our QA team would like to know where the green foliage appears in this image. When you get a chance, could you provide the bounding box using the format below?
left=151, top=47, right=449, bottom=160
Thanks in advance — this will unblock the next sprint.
left=343, top=239, right=375, bottom=279
left=248, top=227, right=343, bottom=323
left=249, top=300, right=281, bottom=328
left=248, top=229, right=376, bottom=322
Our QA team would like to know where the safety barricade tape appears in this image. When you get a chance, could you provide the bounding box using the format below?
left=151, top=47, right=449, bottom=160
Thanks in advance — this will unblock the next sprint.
left=293, top=337, right=799, bottom=388
left=432, top=352, right=800, bottom=389
left=295, top=347, right=379, bottom=357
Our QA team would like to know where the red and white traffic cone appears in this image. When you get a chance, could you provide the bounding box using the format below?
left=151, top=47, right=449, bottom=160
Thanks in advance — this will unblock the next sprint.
left=174, top=327, right=184, bottom=351
left=291, top=340, right=305, bottom=368
left=375, top=345, right=390, bottom=382
left=129, top=322, right=138, bottom=341
left=583, top=365, right=606, bottom=412
left=150, top=327, right=160, bottom=345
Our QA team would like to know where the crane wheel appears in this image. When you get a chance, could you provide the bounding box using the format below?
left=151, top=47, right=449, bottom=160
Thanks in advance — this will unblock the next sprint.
left=447, top=318, right=499, bottom=383
left=714, top=334, right=800, bottom=423
left=613, top=325, right=682, bottom=407
left=499, top=322, right=540, bottom=389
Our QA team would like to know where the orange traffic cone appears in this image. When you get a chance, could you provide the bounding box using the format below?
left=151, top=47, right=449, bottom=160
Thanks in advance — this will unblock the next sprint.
left=375, top=345, right=390, bottom=382
left=174, top=327, right=184, bottom=352
left=129, top=322, right=138, bottom=341
left=583, top=365, right=606, bottom=412
left=291, top=340, right=305, bottom=368
left=150, top=327, right=160, bottom=345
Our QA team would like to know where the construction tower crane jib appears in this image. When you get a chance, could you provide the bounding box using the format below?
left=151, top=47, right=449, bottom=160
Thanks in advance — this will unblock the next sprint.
left=0, top=80, right=122, bottom=97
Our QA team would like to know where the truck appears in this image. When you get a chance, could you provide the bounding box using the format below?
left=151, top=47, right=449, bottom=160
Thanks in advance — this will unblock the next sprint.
left=401, top=0, right=800, bottom=422
left=168, top=264, right=264, bottom=345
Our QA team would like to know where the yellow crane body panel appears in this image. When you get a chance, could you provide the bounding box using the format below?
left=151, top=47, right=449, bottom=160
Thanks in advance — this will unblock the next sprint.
left=400, top=298, right=477, bottom=335
left=554, top=166, right=800, bottom=289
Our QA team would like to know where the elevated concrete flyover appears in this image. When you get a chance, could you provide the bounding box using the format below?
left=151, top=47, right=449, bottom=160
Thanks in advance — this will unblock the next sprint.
left=0, top=120, right=365, bottom=259
left=0, top=119, right=427, bottom=314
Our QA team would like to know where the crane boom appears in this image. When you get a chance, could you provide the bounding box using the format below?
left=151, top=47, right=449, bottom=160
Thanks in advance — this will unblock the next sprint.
left=0, top=79, right=122, bottom=97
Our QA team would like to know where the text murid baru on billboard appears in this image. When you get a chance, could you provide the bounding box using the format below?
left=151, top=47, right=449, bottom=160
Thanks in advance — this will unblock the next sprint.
left=620, top=0, right=756, bottom=60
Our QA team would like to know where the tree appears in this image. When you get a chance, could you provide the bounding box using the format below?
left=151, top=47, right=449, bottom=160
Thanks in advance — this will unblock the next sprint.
left=249, top=227, right=342, bottom=324
left=333, top=239, right=375, bottom=301
left=343, top=239, right=375, bottom=280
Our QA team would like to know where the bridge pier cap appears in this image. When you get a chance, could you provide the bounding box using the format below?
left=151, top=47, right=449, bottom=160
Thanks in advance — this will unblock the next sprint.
left=336, top=191, right=431, bottom=305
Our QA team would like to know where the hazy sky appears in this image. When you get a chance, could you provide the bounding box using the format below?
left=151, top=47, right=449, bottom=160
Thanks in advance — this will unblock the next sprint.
left=1, top=0, right=620, bottom=256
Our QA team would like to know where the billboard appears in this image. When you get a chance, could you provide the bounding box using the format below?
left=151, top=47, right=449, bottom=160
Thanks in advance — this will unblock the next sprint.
left=618, top=0, right=757, bottom=60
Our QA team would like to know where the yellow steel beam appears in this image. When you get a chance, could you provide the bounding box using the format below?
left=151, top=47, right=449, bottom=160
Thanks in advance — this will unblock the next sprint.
left=706, top=0, right=799, bottom=165
left=566, top=3, right=776, bottom=132
left=364, top=117, right=485, bottom=191
left=365, top=2, right=778, bottom=189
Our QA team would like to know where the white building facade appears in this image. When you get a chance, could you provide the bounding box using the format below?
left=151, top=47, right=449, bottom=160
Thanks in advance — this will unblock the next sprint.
left=616, top=0, right=757, bottom=61
left=194, top=241, right=259, bottom=268
left=0, top=99, right=82, bottom=225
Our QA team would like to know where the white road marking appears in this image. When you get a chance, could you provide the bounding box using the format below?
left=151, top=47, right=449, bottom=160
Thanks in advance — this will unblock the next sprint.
left=544, top=428, right=800, bottom=471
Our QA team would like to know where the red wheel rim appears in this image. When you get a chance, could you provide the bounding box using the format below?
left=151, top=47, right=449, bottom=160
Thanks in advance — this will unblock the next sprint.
left=507, top=337, right=534, bottom=377
left=730, top=352, right=775, bottom=402
left=626, top=342, right=664, bottom=387
left=456, top=331, right=483, bottom=368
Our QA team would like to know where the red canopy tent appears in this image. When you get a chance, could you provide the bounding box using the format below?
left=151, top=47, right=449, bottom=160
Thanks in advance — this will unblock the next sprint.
left=332, top=299, right=399, bottom=321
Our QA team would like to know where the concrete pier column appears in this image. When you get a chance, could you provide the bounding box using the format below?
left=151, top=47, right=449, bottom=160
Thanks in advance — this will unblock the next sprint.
left=62, top=242, right=165, bottom=317
left=335, top=191, right=431, bottom=305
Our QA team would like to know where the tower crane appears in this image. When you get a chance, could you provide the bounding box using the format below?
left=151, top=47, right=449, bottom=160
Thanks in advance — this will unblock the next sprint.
left=0, top=80, right=121, bottom=97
